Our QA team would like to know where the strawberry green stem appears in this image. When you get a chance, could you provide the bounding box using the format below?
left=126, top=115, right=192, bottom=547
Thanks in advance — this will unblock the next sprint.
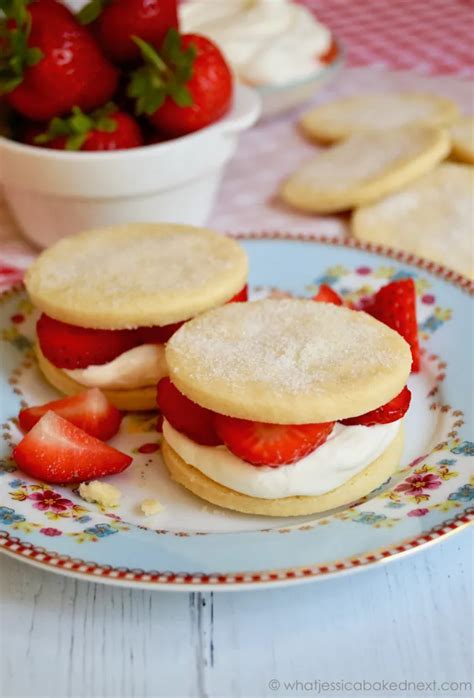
left=127, top=28, right=196, bottom=116
left=0, top=0, right=43, bottom=93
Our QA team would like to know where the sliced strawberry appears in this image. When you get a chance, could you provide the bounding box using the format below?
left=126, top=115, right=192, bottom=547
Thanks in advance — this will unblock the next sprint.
left=366, top=278, right=420, bottom=372
left=341, top=386, right=411, bottom=427
left=213, top=415, right=335, bottom=466
left=312, top=284, right=343, bottom=305
left=13, top=411, right=132, bottom=484
left=137, top=321, right=184, bottom=345
left=157, top=378, right=221, bottom=446
left=37, top=314, right=139, bottom=369
left=320, top=39, right=339, bottom=65
left=18, top=388, right=122, bottom=440
left=229, top=285, right=248, bottom=303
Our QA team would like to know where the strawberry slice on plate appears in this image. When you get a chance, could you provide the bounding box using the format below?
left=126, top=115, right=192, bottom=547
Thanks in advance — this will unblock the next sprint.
left=157, top=378, right=221, bottom=446
left=13, top=412, right=132, bottom=484
left=18, top=388, right=122, bottom=440
left=341, top=386, right=411, bottom=427
left=312, top=284, right=343, bottom=305
left=213, top=415, right=335, bottom=466
left=366, top=278, right=420, bottom=372
left=37, top=313, right=139, bottom=369
left=229, top=285, right=248, bottom=303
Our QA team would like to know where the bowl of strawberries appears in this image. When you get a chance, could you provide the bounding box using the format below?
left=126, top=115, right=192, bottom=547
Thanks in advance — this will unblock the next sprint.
left=0, top=0, right=261, bottom=248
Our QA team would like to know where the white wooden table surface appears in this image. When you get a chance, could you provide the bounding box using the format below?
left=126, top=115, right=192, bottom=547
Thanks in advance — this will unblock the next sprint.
left=0, top=528, right=472, bottom=698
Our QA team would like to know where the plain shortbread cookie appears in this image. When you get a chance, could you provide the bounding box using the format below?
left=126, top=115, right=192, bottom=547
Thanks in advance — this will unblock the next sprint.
left=161, top=426, right=404, bottom=517
left=300, top=92, right=459, bottom=143
left=450, top=116, right=474, bottom=164
left=166, top=299, right=412, bottom=424
left=352, top=163, right=474, bottom=280
left=25, top=223, right=248, bottom=329
left=280, top=125, right=450, bottom=214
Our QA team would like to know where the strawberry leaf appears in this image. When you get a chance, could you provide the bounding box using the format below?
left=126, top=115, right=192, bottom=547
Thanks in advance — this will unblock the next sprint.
left=34, top=104, right=118, bottom=150
left=128, top=30, right=196, bottom=115
left=77, top=0, right=106, bottom=25
left=0, top=0, right=43, bottom=94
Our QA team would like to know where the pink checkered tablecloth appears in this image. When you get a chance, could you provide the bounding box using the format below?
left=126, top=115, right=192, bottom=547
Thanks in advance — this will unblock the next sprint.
left=0, top=0, right=473, bottom=284
left=302, top=0, right=474, bottom=77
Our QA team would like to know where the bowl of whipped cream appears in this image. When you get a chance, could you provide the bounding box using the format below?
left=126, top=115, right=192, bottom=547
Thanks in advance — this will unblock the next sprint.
left=180, top=0, right=343, bottom=119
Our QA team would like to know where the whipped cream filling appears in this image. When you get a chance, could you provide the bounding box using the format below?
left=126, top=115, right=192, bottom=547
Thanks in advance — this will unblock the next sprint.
left=163, top=418, right=402, bottom=499
left=180, top=0, right=332, bottom=86
left=65, top=344, right=168, bottom=390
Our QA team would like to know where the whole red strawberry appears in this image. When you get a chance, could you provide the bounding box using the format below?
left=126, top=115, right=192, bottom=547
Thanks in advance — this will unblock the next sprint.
left=128, top=29, right=233, bottom=137
left=78, top=0, right=178, bottom=66
left=0, top=0, right=118, bottom=121
left=26, top=103, right=144, bottom=151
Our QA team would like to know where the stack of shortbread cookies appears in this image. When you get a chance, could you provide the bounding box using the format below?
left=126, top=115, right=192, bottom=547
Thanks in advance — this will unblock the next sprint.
left=280, top=93, right=473, bottom=280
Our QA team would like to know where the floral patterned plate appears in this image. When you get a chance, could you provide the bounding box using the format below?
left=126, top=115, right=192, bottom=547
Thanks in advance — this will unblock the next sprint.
left=0, top=234, right=472, bottom=591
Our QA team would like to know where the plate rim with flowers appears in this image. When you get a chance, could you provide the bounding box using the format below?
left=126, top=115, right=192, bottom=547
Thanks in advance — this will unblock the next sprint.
left=0, top=232, right=472, bottom=591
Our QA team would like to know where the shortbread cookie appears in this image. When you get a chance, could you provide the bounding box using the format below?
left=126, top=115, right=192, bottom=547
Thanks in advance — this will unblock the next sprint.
left=25, top=223, right=248, bottom=329
left=280, top=126, right=450, bottom=214
left=300, top=93, right=459, bottom=143
left=35, top=345, right=157, bottom=411
left=450, top=116, right=474, bottom=164
left=352, top=163, right=474, bottom=280
left=166, top=299, right=412, bottom=424
left=161, top=426, right=404, bottom=517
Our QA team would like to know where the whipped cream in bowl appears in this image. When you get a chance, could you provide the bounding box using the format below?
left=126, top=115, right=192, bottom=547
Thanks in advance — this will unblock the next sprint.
left=180, top=0, right=343, bottom=118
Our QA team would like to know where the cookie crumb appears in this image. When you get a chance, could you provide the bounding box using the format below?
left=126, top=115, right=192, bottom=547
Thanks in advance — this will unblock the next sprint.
left=79, top=481, right=121, bottom=508
left=140, top=498, right=163, bottom=516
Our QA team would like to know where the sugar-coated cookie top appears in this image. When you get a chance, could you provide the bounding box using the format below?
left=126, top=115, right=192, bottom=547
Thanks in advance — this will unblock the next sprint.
left=300, top=93, right=459, bottom=142
left=25, top=224, right=248, bottom=328
left=166, top=299, right=412, bottom=423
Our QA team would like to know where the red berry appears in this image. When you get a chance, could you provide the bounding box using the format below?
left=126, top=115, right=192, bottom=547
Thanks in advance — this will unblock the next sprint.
left=30, top=105, right=144, bottom=151
left=1, top=0, right=118, bottom=121
left=213, top=415, right=335, bottom=466
left=157, top=378, right=221, bottom=446
left=129, top=30, right=233, bottom=137
left=367, top=279, right=420, bottom=372
left=341, top=386, right=411, bottom=427
left=37, top=314, right=140, bottom=369
left=312, top=284, right=343, bottom=305
left=79, top=0, right=179, bottom=66
left=18, top=388, right=122, bottom=440
left=13, top=411, right=132, bottom=484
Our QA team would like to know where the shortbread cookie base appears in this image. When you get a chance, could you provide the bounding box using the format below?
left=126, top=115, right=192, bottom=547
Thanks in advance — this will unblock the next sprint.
left=35, top=345, right=157, bottom=411
left=450, top=116, right=474, bottom=164
left=161, top=426, right=404, bottom=517
left=166, top=299, right=412, bottom=424
left=280, top=126, right=450, bottom=214
left=25, top=223, right=248, bottom=329
left=300, top=92, right=459, bottom=143
left=352, top=163, right=474, bottom=280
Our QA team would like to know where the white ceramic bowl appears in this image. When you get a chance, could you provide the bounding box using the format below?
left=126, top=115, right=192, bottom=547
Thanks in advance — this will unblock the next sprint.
left=0, top=84, right=261, bottom=248
left=256, top=41, right=344, bottom=120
